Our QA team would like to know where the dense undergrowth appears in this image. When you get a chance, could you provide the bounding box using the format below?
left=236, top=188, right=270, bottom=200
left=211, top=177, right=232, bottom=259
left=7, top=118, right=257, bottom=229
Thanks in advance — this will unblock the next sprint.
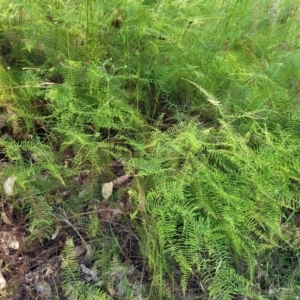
left=1, top=0, right=300, bottom=299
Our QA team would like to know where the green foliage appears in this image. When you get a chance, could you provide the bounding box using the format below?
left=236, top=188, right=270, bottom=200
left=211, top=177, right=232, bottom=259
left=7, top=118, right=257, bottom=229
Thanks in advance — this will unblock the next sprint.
left=1, top=0, right=300, bottom=299
left=128, top=117, right=294, bottom=297
left=62, top=238, right=110, bottom=300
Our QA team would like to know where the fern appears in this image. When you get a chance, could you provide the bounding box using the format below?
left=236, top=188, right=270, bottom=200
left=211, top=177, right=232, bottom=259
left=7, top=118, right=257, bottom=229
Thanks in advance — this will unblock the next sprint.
left=19, top=139, right=66, bottom=184
left=1, top=0, right=300, bottom=298
left=62, top=238, right=110, bottom=300
left=128, top=110, right=299, bottom=297
left=24, top=194, right=54, bottom=242
left=208, top=263, right=267, bottom=300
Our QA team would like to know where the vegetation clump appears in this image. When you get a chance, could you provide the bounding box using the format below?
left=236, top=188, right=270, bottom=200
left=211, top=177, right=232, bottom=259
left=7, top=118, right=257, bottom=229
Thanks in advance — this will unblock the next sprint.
left=0, top=0, right=300, bottom=299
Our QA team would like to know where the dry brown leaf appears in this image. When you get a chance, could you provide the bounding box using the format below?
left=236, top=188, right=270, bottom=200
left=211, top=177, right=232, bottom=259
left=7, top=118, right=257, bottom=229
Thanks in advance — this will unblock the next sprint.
left=0, top=272, right=6, bottom=290
left=102, top=181, right=113, bottom=200
left=1, top=211, right=12, bottom=226
left=98, top=208, right=123, bottom=221
left=107, top=281, right=115, bottom=297
left=51, top=225, right=62, bottom=240
left=112, top=174, right=132, bottom=185
left=0, top=231, right=19, bottom=253
left=3, top=176, right=17, bottom=196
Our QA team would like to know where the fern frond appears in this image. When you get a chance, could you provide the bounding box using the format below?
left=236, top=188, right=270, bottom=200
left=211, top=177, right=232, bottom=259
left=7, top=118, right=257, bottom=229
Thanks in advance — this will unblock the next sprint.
left=62, top=238, right=110, bottom=300
left=208, top=264, right=267, bottom=300
left=20, top=140, right=65, bottom=185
